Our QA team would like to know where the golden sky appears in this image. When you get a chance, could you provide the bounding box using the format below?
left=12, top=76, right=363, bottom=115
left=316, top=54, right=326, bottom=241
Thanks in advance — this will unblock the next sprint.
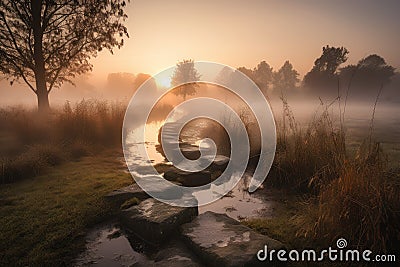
left=91, top=0, right=400, bottom=81
left=2, top=0, right=399, bottom=106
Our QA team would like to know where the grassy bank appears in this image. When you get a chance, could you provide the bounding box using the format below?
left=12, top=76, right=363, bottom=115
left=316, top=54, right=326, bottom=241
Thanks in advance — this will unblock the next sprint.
left=0, top=150, right=131, bottom=266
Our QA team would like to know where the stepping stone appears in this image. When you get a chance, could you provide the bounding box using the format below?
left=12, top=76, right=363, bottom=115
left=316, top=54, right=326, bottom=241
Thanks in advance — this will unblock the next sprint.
left=164, top=169, right=212, bottom=187
left=204, top=155, right=230, bottom=171
left=153, top=240, right=204, bottom=267
left=105, top=183, right=150, bottom=206
left=106, top=177, right=186, bottom=206
left=181, top=211, right=285, bottom=267
left=121, top=198, right=198, bottom=245
left=133, top=239, right=204, bottom=267
left=174, top=145, right=201, bottom=160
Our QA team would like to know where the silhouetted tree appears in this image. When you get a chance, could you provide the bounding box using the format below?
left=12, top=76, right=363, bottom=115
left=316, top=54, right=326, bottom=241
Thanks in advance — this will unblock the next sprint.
left=304, top=45, right=349, bottom=90
left=0, top=0, right=129, bottom=112
left=272, top=60, right=299, bottom=92
left=340, top=54, right=396, bottom=91
left=237, top=61, right=273, bottom=95
left=253, top=61, right=273, bottom=94
left=215, top=66, right=235, bottom=86
left=237, top=66, right=254, bottom=80
left=171, top=59, right=201, bottom=100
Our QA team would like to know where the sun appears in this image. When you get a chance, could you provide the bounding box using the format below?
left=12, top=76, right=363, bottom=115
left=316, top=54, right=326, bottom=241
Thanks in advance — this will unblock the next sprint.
left=155, top=75, right=172, bottom=88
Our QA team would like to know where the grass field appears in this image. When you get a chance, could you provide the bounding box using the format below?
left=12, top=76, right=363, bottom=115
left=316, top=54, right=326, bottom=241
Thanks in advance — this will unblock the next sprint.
left=0, top=150, right=131, bottom=266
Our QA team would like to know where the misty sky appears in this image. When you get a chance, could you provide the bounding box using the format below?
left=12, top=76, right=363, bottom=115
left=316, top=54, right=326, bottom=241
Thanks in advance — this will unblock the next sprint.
left=1, top=0, right=400, bottom=104
left=92, top=0, right=400, bottom=80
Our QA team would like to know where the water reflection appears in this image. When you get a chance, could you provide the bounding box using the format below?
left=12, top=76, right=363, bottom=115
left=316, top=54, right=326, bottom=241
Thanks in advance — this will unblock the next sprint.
left=123, top=118, right=274, bottom=218
left=75, top=222, right=151, bottom=267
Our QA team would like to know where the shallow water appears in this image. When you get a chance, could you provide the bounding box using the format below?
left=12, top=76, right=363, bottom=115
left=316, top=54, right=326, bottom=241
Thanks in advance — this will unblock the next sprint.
left=198, top=172, right=275, bottom=220
left=76, top=120, right=276, bottom=266
left=124, top=120, right=275, bottom=219
left=74, top=222, right=151, bottom=267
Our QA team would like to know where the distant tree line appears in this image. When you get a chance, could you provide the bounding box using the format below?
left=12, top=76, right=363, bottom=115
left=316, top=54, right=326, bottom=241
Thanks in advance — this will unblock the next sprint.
left=231, top=45, right=397, bottom=100
left=236, top=60, right=299, bottom=95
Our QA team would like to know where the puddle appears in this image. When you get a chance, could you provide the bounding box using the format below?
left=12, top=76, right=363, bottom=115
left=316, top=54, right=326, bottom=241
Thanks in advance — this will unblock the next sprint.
left=198, top=173, right=275, bottom=220
left=184, top=212, right=253, bottom=249
left=74, top=222, right=151, bottom=267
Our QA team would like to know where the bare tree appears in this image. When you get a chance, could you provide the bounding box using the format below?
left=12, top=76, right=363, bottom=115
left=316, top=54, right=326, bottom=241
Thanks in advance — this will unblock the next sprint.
left=0, top=0, right=129, bottom=112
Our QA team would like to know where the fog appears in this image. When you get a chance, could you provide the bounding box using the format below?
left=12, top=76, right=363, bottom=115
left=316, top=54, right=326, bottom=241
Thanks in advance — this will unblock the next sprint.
left=0, top=72, right=150, bottom=108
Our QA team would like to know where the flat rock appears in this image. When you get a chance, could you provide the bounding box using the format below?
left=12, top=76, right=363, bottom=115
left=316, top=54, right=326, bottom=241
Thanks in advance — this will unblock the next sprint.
left=104, top=183, right=149, bottom=206
left=133, top=239, right=204, bottom=267
left=205, top=155, right=230, bottom=171
left=164, top=169, right=211, bottom=187
left=121, top=198, right=198, bottom=245
left=173, top=145, right=202, bottom=160
left=181, top=211, right=285, bottom=267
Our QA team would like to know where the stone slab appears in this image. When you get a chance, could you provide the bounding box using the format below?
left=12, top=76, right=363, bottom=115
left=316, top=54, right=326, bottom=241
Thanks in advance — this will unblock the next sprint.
left=181, top=211, right=285, bottom=267
left=121, top=198, right=198, bottom=245
left=104, top=183, right=149, bottom=206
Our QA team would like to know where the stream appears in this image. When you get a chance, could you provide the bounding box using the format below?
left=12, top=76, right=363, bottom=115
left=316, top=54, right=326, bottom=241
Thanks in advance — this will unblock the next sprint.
left=75, top=120, right=276, bottom=266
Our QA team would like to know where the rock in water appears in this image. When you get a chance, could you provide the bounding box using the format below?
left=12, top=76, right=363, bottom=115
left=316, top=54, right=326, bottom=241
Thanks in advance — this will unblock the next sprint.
left=133, top=239, right=204, bottom=267
left=121, top=198, right=198, bottom=245
left=164, top=169, right=212, bottom=187
left=181, top=211, right=285, bottom=267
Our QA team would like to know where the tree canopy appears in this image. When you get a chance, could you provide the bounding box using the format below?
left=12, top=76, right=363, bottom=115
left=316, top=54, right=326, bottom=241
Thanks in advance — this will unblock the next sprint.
left=171, top=59, right=201, bottom=100
left=253, top=61, right=273, bottom=93
left=304, top=45, right=349, bottom=90
left=0, top=0, right=129, bottom=112
left=339, top=54, right=396, bottom=89
left=272, top=60, right=299, bottom=92
left=237, top=61, right=273, bottom=95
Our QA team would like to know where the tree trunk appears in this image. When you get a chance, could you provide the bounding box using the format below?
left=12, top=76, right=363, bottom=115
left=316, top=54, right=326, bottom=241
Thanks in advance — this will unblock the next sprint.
left=37, top=86, right=50, bottom=112
left=32, top=0, right=50, bottom=113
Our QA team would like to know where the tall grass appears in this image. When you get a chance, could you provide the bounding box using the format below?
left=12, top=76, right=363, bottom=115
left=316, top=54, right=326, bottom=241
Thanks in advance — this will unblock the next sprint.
left=58, top=99, right=125, bottom=146
left=268, top=97, right=346, bottom=192
left=200, top=95, right=399, bottom=253
left=273, top=95, right=400, bottom=253
left=295, top=145, right=400, bottom=252
left=0, top=99, right=126, bottom=183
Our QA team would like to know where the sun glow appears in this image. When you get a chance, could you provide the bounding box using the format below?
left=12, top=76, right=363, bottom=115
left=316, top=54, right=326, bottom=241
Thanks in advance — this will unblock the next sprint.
left=155, top=75, right=172, bottom=88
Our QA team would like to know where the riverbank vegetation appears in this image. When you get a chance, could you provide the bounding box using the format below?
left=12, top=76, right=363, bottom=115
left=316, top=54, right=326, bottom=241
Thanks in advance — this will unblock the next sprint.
left=0, top=100, right=125, bottom=183
left=244, top=98, right=400, bottom=255
left=1, top=97, right=399, bottom=264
